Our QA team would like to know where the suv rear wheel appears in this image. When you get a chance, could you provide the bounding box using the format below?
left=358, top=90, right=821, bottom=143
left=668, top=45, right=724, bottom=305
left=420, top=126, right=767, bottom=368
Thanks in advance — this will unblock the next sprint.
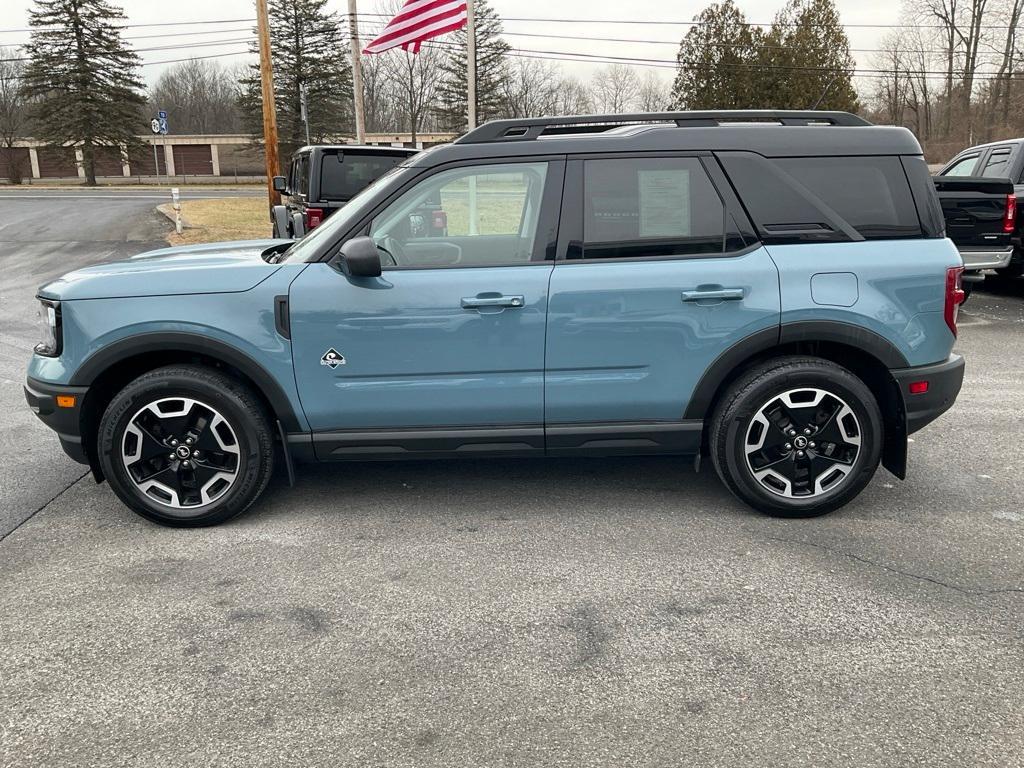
left=709, top=357, right=882, bottom=517
left=97, top=365, right=274, bottom=527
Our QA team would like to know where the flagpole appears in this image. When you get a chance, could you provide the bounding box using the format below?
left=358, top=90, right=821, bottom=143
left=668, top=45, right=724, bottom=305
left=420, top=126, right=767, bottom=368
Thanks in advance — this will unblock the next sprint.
left=348, top=0, right=367, bottom=144
left=466, top=0, right=477, bottom=131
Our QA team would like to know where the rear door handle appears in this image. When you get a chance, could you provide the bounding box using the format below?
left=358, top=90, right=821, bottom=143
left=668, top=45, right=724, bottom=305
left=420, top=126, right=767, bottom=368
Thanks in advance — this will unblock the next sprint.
left=681, top=288, right=745, bottom=302
left=461, top=294, right=525, bottom=309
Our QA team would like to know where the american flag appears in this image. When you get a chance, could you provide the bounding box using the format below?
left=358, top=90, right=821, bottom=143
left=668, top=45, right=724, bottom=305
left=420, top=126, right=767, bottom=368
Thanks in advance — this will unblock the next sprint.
left=362, top=0, right=469, bottom=54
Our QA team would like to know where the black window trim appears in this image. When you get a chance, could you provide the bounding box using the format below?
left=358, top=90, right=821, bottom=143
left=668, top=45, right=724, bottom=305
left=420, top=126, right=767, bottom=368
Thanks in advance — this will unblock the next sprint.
left=555, top=151, right=759, bottom=265
left=313, top=154, right=568, bottom=270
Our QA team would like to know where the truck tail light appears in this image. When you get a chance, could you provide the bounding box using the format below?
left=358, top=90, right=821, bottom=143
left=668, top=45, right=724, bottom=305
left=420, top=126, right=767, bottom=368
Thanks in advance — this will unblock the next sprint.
left=1004, top=193, right=1017, bottom=233
left=305, top=207, right=324, bottom=230
left=944, top=266, right=965, bottom=337
left=432, top=210, right=447, bottom=231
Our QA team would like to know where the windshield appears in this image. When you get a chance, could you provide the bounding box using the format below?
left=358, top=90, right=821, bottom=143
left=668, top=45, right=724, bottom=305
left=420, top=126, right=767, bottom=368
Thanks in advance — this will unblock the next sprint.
left=276, top=164, right=417, bottom=263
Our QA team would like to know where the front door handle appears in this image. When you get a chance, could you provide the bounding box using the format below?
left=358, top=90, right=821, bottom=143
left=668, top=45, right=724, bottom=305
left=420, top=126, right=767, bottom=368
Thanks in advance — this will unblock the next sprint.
left=681, top=287, right=745, bottom=302
left=461, top=295, right=525, bottom=309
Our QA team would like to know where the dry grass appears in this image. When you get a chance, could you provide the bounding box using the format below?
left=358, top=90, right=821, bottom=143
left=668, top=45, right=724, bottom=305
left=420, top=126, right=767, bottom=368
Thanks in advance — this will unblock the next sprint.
left=164, top=197, right=271, bottom=246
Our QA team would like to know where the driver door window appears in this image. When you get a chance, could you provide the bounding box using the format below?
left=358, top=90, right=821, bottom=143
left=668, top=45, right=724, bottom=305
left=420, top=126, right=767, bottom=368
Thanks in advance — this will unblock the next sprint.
left=369, top=162, right=549, bottom=268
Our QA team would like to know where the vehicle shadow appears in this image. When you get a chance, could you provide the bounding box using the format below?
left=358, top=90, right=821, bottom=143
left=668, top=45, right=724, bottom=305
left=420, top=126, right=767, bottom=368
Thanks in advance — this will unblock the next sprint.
left=255, top=454, right=750, bottom=524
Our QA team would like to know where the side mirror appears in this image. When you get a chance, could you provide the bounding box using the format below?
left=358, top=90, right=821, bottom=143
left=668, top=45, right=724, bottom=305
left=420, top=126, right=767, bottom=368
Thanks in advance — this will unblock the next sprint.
left=272, top=176, right=288, bottom=193
left=339, top=236, right=382, bottom=278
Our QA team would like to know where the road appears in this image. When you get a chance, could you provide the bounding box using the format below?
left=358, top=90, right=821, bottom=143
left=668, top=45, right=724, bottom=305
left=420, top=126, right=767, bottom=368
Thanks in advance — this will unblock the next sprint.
left=1, top=191, right=1022, bottom=767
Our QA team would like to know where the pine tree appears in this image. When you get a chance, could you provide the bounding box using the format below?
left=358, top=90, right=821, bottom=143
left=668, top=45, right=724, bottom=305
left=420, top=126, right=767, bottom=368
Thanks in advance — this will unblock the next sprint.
left=21, top=0, right=146, bottom=186
left=239, top=0, right=353, bottom=155
left=670, top=0, right=767, bottom=110
left=760, top=0, right=858, bottom=111
left=433, top=0, right=510, bottom=131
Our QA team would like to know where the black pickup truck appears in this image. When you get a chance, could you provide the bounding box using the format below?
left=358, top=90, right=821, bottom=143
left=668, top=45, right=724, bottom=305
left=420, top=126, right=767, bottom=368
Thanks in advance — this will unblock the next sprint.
left=271, top=145, right=419, bottom=238
left=934, top=139, right=1022, bottom=295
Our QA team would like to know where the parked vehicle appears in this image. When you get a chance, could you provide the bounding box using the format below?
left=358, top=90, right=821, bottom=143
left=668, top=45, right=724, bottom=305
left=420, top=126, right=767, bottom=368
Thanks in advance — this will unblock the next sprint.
left=936, top=139, right=1022, bottom=294
left=271, top=145, right=419, bottom=238
left=26, top=110, right=965, bottom=527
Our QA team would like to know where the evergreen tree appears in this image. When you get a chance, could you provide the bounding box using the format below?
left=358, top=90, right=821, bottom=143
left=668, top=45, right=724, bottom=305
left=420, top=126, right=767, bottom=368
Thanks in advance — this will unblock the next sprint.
left=760, top=0, right=858, bottom=111
left=670, top=0, right=767, bottom=110
left=434, top=0, right=510, bottom=131
left=21, top=0, right=146, bottom=186
left=239, top=0, right=353, bottom=155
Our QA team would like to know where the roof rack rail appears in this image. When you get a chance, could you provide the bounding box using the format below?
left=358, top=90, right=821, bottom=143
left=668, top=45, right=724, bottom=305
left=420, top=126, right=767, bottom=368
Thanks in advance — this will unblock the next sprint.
left=456, top=110, right=872, bottom=144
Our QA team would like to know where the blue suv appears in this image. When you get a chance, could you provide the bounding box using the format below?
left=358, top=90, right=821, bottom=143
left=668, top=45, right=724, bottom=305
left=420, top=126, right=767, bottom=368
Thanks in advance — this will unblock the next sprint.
left=25, top=111, right=966, bottom=526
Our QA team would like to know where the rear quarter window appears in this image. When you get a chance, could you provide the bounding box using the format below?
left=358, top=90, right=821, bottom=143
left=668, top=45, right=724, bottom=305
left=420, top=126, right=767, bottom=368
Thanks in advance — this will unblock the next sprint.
left=717, top=152, right=922, bottom=242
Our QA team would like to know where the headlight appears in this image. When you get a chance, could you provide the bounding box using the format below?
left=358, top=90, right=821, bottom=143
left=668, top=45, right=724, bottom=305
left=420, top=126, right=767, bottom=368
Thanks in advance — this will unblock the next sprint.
left=34, top=298, right=62, bottom=357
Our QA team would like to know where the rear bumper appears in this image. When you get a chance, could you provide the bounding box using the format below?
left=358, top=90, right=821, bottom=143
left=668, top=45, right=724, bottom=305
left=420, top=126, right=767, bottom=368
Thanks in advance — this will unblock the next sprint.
left=890, top=355, right=965, bottom=434
left=958, top=246, right=1014, bottom=272
left=24, top=377, right=90, bottom=465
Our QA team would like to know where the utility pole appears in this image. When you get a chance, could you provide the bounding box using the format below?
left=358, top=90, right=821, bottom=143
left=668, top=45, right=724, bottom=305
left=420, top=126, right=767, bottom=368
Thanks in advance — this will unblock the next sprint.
left=256, top=0, right=281, bottom=208
left=348, top=0, right=366, bottom=143
left=466, top=0, right=476, bottom=130
left=300, top=82, right=311, bottom=146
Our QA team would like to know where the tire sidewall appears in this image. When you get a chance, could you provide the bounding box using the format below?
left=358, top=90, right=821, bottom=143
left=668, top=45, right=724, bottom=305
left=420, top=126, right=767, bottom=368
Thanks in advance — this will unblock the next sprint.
left=98, top=372, right=266, bottom=525
left=721, top=366, right=883, bottom=516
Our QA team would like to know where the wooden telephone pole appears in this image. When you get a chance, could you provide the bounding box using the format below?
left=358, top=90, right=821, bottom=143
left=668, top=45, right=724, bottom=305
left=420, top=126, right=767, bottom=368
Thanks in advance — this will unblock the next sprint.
left=256, top=0, right=281, bottom=208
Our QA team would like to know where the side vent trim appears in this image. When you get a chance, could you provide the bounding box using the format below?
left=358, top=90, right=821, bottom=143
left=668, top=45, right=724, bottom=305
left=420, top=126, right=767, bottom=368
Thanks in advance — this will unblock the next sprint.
left=274, top=295, right=291, bottom=339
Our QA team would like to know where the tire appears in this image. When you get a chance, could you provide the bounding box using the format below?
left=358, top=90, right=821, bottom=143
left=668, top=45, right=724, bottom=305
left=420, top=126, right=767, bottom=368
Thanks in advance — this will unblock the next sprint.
left=709, top=356, right=883, bottom=518
left=97, top=365, right=274, bottom=527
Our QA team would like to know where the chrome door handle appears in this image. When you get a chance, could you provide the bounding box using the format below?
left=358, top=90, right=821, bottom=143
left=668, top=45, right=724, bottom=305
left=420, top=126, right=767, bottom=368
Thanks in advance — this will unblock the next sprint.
left=681, top=288, right=745, bottom=302
left=461, top=295, right=525, bottom=309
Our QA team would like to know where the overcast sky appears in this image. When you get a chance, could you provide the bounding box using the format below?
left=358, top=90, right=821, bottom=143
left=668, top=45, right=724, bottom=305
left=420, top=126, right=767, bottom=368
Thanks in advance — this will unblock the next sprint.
left=0, top=0, right=902, bottom=91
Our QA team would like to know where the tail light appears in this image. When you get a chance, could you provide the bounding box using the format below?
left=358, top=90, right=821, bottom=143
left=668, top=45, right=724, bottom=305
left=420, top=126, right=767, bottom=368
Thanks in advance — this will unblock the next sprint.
left=944, top=266, right=965, bottom=337
left=432, top=210, right=448, bottom=232
left=1004, top=193, right=1017, bottom=233
left=304, top=207, right=324, bottom=230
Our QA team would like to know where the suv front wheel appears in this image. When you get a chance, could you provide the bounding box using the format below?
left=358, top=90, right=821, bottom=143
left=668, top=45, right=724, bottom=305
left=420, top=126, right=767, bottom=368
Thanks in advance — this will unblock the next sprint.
left=709, top=357, right=883, bottom=517
left=97, top=365, right=275, bottom=527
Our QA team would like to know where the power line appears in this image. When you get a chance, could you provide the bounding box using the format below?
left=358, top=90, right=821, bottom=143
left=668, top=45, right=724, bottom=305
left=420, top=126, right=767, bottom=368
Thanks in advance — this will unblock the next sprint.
left=355, top=10, right=1024, bottom=31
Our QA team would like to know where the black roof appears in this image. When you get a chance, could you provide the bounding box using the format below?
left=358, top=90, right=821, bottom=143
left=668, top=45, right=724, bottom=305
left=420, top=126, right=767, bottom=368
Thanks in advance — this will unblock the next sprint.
left=407, top=111, right=923, bottom=168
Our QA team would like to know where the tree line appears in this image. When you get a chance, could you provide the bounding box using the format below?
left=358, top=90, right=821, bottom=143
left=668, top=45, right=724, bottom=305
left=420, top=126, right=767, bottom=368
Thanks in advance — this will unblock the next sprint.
left=868, top=0, right=1023, bottom=152
left=3, top=0, right=1022, bottom=184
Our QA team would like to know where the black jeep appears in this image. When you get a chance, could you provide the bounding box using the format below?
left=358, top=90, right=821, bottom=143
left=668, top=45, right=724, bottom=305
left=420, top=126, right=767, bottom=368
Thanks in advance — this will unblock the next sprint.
left=272, top=145, right=418, bottom=238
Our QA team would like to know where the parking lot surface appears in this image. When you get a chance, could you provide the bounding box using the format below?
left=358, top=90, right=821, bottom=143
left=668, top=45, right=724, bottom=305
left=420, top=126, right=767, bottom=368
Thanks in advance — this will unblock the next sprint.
left=1, top=191, right=1022, bottom=766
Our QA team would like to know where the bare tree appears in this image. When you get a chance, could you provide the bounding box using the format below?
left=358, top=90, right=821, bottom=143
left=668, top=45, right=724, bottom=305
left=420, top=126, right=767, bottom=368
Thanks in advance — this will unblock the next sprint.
left=591, top=64, right=639, bottom=113
left=0, top=48, right=29, bottom=183
left=871, top=32, right=911, bottom=126
left=499, top=58, right=560, bottom=117
left=379, top=43, right=442, bottom=142
left=149, top=59, right=243, bottom=134
left=551, top=76, right=593, bottom=115
left=636, top=70, right=669, bottom=112
left=987, top=0, right=1024, bottom=129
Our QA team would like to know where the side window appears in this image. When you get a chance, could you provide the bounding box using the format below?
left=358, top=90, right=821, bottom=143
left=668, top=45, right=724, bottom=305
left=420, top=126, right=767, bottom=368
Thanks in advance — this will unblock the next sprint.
left=369, top=162, right=548, bottom=268
left=942, top=155, right=980, bottom=177
left=774, top=157, right=922, bottom=240
left=579, top=157, right=726, bottom=259
left=980, top=149, right=1013, bottom=179
left=293, top=155, right=309, bottom=198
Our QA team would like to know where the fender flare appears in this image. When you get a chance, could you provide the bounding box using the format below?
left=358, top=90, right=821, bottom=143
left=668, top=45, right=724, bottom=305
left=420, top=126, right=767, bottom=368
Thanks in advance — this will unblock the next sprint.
left=683, top=320, right=910, bottom=420
left=71, top=331, right=304, bottom=432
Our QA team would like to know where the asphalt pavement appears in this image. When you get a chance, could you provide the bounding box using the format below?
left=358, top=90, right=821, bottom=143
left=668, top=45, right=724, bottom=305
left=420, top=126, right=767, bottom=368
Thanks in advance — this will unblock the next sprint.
left=0, top=190, right=1022, bottom=767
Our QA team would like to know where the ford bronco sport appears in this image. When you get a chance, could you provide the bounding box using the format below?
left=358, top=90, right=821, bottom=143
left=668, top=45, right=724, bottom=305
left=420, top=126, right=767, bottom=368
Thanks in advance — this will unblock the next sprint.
left=25, top=111, right=966, bottom=527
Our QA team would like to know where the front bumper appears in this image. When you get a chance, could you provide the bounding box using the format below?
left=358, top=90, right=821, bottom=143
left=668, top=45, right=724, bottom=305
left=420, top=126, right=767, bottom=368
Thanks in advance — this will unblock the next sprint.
left=890, top=354, right=965, bottom=434
left=24, top=377, right=90, bottom=465
left=959, top=246, right=1014, bottom=272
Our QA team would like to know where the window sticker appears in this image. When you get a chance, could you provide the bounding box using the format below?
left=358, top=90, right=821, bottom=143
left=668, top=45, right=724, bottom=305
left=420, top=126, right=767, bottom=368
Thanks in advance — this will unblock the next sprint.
left=638, top=169, right=691, bottom=238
